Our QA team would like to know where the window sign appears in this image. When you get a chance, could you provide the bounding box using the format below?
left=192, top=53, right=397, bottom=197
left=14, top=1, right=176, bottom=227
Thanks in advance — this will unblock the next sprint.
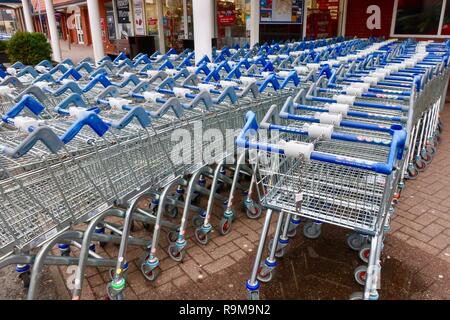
left=134, top=0, right=145, bottom=35
left=116, top=0, right=130, bottom=24
left=260, top=0, right=304, bottom=24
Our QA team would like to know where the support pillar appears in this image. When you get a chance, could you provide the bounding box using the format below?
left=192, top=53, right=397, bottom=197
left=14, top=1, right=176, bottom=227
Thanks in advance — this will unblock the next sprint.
left=86, top=0, right=105, bottom=63
left=21, top=0, right=34, bottom=32
left=44, top=0, right=62, bottom=62
left=156, top=0, right=165, bottom=54
left=250, top=0, right=259, bottom=46
left=193, top=0, right=213, bottom=64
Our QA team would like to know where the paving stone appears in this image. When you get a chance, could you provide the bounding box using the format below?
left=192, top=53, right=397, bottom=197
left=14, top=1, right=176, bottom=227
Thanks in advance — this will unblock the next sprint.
left=429, top=234, right=450, bottom=250
left=187, top=245, right=213, bottom=266
left=422, top=223, right=446, bottom=238
left=230, top=249, right=248, bottom=262
left=172, top=274, right=194, bottom=289
left=87, top=274, right=104, bottom=288
left=400, top=226, right=431, bottom=243
left=179, top=259, right=206, bottom=282
left=203, top=256, right=235, bottom=274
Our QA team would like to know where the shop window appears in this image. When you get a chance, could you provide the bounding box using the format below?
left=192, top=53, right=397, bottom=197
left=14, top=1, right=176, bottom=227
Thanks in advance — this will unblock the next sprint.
left=392, top=0, right=450, bottom=37
left=145, top=0, right=193, bottom=52
left=394, top=0, right=443, bottom=35
left=217, top=0, right=250, bottom=48
left=306, top=0, right=340, bottom=39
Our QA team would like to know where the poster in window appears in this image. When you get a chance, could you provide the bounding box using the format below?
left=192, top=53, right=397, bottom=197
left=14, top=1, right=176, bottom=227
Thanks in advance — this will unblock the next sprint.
left=116, top=0, right=130, bottom=24
left=394, top=0, right=443, bottom=35
left=134, top=0, right=145, bottom=35
left=260, top=0, right=303, bottom=24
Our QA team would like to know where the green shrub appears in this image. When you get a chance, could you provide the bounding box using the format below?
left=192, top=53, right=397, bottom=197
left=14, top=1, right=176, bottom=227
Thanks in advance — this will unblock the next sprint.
left=0, top=40, right=8, bottom=53
left=7, top=32, right=52, bottom=65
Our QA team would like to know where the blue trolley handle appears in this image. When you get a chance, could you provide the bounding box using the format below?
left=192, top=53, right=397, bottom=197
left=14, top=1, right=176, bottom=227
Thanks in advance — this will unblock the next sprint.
left=60, top=111, right=110, bottom=144
left=237, top=111, right=406, bottom=175
left=4, top=94, right=45, bottom=120
left=0, top=127, right=64, bottom=158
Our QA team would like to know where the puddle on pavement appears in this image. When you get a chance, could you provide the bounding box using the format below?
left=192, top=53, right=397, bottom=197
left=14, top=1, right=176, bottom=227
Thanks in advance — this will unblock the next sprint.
left=260, top=224, right=435, bottom=300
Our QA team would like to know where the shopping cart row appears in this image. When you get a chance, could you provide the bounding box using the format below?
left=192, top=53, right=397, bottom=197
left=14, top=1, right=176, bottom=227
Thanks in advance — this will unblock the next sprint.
left=238, top=39, right=449, bottom=300
left=0, top=37, right=446, bottom=300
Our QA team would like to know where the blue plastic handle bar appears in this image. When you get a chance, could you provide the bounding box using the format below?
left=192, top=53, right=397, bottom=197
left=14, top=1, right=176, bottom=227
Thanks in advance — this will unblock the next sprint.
left=158, top=59, right=175, bottom=70
left=10, top=61, right=25, bottom=70
left=75, top=62, right=94, bottom=74
left=57, top=67, right=82, bottom=82
left=113, top=52, right=128, bottom=64
left=293, top=102, right=406, bottom=123
left=308, top=96, right=405, bottom=112
left=50, top=63, right=69, bottom=75
left=281, top=97, right=393, bottom=133
left=36, top=60, right=53, bottom=69
left=267, top=122, right=392, bottom=147
left=90, top=67, right=109, bottom=79
left=258, top=74, right=280, bottom=92
left=60, top=58, right=75, bottom=66
left=3, top=95, right=45, bottom=121
left=33, top=73, right=55, bottom=84
left=83, top=74, right=112, bottom=92
left=236, top=111, right=406, bottom=175
left=107, top=106, right=151, bottom=129
left=53, top=81, right=83, bottom=96
left=133, top=54, right=151, bottom=66
left=0, top=127, right=65, bottom=158
left=115, top=74, right=141, bottom=88
left=17, top=66, right=39, bottom=78
left=54, top=93, right=87, bottom=112
left=279, top=71, right=300, bottom=89
left=167, top=48, right=177, bottom=55
left=60, top=111, right=110, bottom=144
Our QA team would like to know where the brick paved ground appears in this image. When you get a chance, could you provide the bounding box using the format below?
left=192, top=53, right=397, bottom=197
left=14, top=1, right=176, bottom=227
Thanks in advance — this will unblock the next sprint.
left=2, top=104, right=450, bottom=300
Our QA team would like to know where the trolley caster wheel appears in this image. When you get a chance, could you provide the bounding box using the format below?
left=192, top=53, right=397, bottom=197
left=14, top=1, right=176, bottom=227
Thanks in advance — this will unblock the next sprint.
left=275, top=247, right=286, bottom=258
left=303, top=221, right=321, bottom=240
left=358, top=244, right=371, bottom=263
left=426, top=145, right=437, bottom=156
left=257, top=267, right=273, bottom=283
left=414, top=159, right=427, bottom=172
left=165, top=205, right=178, bottom=218
left=347, top=233, right=364, bottom=251
left=406, top=166, right=419, bottom=180
left=194, top=228, right=209, bottom=245
left=219, top=217, right=233, bottom=235
left=19, top=271, right=31, bottom=288
left=106, top=283, right=124, bottom=300
left=168, top=244, right=185, bottom=262
left=349, top=292, right=364, bottom=300
left=192, top=215, right=204, bottom=228
left=421, top=151, right=433, bottom=164
left=354, top=265, right=368, bottom=286
left=141, top=263, right=160, bottom=281
left=244, top=201, right=262, bottom=219
left=268, top=239, right=285, bottom=257
left=167, top=231, right=178, bottom=243
left=287, top=228, right=297, bottom=238
left=283, top=222, right=298, bottom=238
left=248, top=290, right=260, bottom=300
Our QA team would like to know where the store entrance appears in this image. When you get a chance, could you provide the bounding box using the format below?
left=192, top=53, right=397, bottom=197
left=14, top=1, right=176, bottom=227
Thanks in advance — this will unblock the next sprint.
left=305, top=0, right=343, bottom=39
